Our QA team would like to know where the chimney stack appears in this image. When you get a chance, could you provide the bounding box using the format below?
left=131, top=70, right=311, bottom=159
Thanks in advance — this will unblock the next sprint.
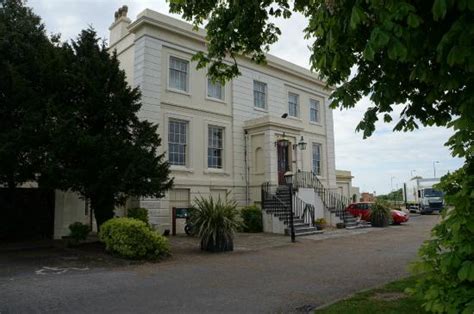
left=109, top=5, right=131, bottom=46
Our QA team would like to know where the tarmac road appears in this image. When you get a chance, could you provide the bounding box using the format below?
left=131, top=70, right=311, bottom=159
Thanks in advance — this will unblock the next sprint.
left=0, top=215, right=439, bottom=313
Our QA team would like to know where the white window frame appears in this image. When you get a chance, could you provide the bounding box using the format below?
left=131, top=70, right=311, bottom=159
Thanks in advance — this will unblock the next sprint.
left=288, top=92, right=299, bottom=117
left=206, top=77, right=224, bottom=101
left=168, top=119, right=188, bottom=166
left=312, top=143, right=322, bottom=176
left=207, top=126, right=224, bottom=169
left=253, top=80, right=267, bottom=110
left=168, top=56, right=189, bottom=93
left=310, top=99, right=320, bottom=123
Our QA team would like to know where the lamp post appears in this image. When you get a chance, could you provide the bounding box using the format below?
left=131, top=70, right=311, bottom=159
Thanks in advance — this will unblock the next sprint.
left=391, top=176, right=396, bottom=191
left=284, top=172, right=296, bottom=243
left=433, top=161, right=440, bottom=178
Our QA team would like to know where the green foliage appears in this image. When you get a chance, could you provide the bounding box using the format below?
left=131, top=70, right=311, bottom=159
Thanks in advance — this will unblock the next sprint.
left=411, top=167, right=474, bottom=313
left=1, top=1, right=173, bottom=230
left=377, top=188, right=403, bottom=202
left=169, top=1, right=473, bottom=151
left=316, top=276, right=426, bottom=313
left=127, top=207, right=149, bottom=225
left=99, top=217, right=170, bottom=260
left=68, top=222, right=90, bottom=241
left=240, top=205, right=263, bottom=233
left=315, top=217, right=327, bottom=225
left=0, top=0, right=55, bottom=188
left=190, top=195, right=240, bottom=252
left=41, top=29, right=173, bottom=227
left=370, top=200, right=391, bottom=227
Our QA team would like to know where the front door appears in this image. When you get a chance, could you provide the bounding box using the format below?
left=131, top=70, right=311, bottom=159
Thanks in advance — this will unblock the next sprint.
left=277, top=140, right=290, bottom=185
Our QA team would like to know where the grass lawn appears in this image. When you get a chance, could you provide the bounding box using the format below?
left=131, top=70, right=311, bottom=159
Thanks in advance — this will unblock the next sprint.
left=315, top=276, right=427, bottom=314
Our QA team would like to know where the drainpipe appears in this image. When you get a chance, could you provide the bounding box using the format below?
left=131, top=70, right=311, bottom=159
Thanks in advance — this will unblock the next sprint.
left=244, top=130, right=250, bottom=206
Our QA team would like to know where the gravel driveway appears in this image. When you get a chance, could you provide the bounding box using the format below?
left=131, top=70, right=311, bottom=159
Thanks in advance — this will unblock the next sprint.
left=0, top=215, right=438, bottom=313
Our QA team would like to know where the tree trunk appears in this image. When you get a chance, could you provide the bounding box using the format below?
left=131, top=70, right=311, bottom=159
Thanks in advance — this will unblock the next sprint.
left=90, top=194, right=115, bottom=231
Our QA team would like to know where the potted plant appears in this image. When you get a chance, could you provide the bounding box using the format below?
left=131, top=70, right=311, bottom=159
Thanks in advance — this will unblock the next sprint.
left=190, top=195, right=240, bottom=252
left=370, top=201, right=391, bottom=227
left=314, top=217, right=327, bottom=230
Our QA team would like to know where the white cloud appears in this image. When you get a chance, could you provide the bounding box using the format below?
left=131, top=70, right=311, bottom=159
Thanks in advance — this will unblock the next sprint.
left=27, top=0, right=465, bottom=194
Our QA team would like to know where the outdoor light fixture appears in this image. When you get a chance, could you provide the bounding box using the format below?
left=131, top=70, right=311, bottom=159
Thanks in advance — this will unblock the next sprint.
left=293, top=136, right=307, bottom=151
left=281, top=113, right=288, bottom=119
left=284, top=171, right=294, bottom=185
left=274, top=132, right=290, bottom=147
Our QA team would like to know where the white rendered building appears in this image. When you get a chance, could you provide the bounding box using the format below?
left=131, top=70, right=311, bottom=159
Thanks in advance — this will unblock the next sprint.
left=107, top=7, right=338, bottom=233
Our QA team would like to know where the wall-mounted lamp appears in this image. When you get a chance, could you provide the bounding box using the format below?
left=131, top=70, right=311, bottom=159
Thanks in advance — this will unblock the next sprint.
left=292, top=136, right=307, bottom=151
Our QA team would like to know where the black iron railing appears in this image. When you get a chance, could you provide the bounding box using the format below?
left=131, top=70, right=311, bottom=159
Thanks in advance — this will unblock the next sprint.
left=293, top=196, right=315, bottom=227
left=261, top=182, right=316, bottom=240
left=294, top=171, right=350, bottom=221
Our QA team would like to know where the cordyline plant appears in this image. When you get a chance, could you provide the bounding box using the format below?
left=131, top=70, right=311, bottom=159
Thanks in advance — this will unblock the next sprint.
left=190, top=195, right=240, bottom=252
left=169, top=0, right=473, bottom=311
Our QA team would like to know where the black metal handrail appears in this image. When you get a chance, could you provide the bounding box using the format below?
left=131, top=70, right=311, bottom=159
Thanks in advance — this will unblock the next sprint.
left=294, top=171, right=350, bottom=221
left=261, top=182, right=316, bottom=236
left=293, top=196, right=315, bottom=227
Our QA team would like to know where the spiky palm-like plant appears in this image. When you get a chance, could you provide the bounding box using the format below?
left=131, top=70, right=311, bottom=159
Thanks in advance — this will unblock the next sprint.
left=190, top=195, right=240, bottom=252
left=370, top=200, right=391, bottom=227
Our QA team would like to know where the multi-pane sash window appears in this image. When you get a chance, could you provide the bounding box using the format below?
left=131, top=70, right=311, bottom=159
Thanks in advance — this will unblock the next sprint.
left=312, top=143, right=322, bottom=175
left=253, top=80, right=267, bottom=109
left=310, top=99, right=320, bottom=122
left=168, top=120, right=188, bottom=166
left=169, top=56, right=189, bottom=91
left=208, top=126, right=224, bottom=169
left=207, top=78, right=223, bottom=100
left=288, top=93, right=299, bottom=117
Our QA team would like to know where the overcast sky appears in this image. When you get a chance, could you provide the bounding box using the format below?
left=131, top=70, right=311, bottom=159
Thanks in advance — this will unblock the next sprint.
left=27, top=0, right=464, bottom=194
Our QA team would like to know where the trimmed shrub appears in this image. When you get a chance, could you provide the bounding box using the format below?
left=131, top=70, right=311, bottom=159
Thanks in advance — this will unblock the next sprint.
left=370, top=201, right=391, bottom=227
left=240, top=205, right=263, bottom=233
left=314, top=217, right=327, bottom=230
left=190, top=195, right=240, bottom=252
left=99, top=217, right=169, bottom=259
left=69, top=222, right=90, bottom=241
left=127, top=207, right=149, bottom=225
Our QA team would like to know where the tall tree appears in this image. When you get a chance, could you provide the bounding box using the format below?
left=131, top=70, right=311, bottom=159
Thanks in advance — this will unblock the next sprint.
left=0, top=0, right=54, bottom=188
left=168, top=0, right=474, bottom=312
left=43, top=29, right=173, bottom=228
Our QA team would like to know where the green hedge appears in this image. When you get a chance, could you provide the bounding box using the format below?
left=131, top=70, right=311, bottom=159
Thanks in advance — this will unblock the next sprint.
left=240, top=205, right=263, bottom=233
left=69, top=222, right=90, bottom=241
left=126, top=207, right=149, bottom=225
left=99, top=217, right=169, bottom=259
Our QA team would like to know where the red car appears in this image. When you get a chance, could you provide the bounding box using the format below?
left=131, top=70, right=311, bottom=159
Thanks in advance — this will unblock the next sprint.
left=346, top=202, right=409, bottom=225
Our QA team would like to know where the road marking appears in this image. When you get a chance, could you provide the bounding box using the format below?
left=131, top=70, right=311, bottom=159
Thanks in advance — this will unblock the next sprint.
left=35, top=266, right=89, bottom=275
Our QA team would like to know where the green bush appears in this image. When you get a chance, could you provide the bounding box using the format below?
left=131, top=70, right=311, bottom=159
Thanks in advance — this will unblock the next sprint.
left=126, top=207, right=149, bottom=225
left=370, top=201, right=391, bottom=227
left=99, top=217, right=169, bottom=259
left=410, top=168, right=474, bottom=313
left=240, top=205, right=263, bottom=233
left=68, top=222, right=90, bottom=241
left=190, top=195, right=240, bottom=252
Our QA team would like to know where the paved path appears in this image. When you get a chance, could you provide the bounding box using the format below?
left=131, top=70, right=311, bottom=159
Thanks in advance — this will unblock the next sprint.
left=0, top=215, right=438, bottom=313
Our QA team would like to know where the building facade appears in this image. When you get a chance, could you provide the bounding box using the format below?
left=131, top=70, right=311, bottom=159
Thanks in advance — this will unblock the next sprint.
left=109, top=8, right=337, bottom=233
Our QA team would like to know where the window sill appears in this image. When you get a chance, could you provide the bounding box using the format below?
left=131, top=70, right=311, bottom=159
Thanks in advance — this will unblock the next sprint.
left=170, top=166, right=194, bottom=173
left=287, top=116, right=302, bottom=121
left=204, top=169, right=230, bottom=176
left=254, top=107, right=268, bottom=113
left=205, top=96, right=226, bottom=104
left=166, top=88, right=191, bottom=97
left=309, top=121, right=323, bottom=126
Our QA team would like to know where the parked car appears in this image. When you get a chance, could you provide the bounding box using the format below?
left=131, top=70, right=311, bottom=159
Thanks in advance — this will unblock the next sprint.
left=346, top=202, right=409, bottom=225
